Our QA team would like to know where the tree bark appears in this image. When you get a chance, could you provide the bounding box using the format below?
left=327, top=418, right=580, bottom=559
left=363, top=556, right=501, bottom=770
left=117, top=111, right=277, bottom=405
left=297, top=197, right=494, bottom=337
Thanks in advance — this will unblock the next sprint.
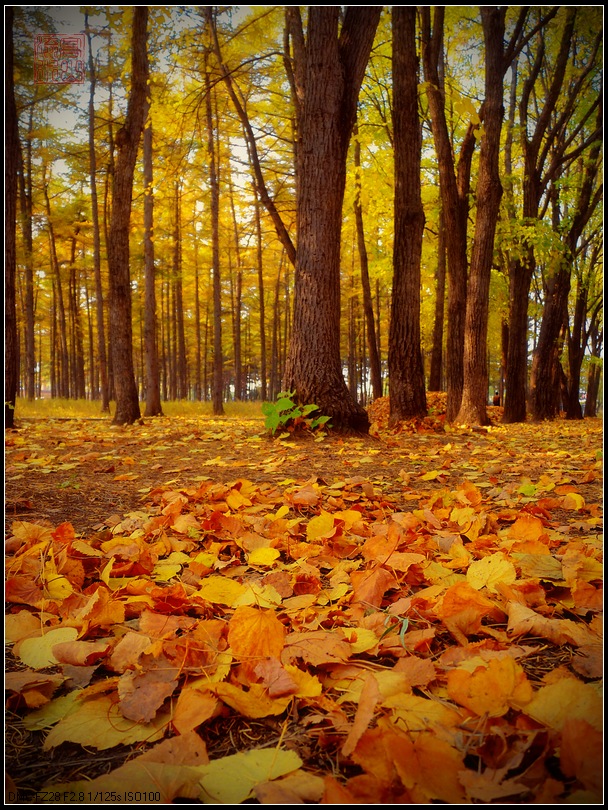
left=428, top=207, right=446, bottom=392
left=502, top=8, right=577, bottom=423
left=283, top=6, right=381, bottom=432
left=353, top=127, right=382, bottom=401
left=85, top=14, right=110, bottom=412
left=530, top=102, right=602, bottom=421
left=5, top=7, right=19, bottom=428
left=142, top=92, right=163, bottom=417
left=421, top=7, right=476, bottom=422
left=108, top=6, right=148, bottom=425
left=388, top=6, right=426, bottom=423
left=455, top=8, right=505, bottom=426
left=204, top=63, right=224, bottom=416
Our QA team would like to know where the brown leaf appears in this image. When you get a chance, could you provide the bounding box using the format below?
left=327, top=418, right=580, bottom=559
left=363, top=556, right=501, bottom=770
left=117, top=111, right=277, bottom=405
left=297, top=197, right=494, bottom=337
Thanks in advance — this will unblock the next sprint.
left=118, top=658, right=180, bottom=723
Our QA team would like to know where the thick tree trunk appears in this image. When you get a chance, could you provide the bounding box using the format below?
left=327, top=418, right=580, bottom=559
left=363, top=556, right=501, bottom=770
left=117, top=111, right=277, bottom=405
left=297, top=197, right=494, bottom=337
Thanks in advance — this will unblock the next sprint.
left=455, top=8, right=505, bottom=426
left=108, top=7, right=148, bottom=425
left=388, top=6, right=426, bottom=423
left=5, top=7, right=19, bottom=428
left=283, top=7, right=380, bottom=432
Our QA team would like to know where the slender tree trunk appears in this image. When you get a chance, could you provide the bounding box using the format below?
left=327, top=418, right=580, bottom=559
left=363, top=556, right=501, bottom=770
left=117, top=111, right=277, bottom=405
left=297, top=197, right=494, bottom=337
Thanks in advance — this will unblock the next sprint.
left=421, top=7, right=476, bottom=422
left=68, top=234, right=87, bottom=399
left=456, top=8, right=505, bottom=425
left=205, top=67, right=224, bottom=415
left=5, top=7, right=19, bottom=427
left=353, top=126, right=382, bottom=401
left=194, top=238, right=202, bottom=400
left=17, top=107, right=36, bottom=402
left=253, top=188, right=267, bottom=401
left=85, top=13, right=110, bottom=412
left=108, top=7, right=149, bottom=425
left=388, top=6, right=426, bottom=422
left=143, top=93, right=162, bottom=416
left=503, top=9, right=578, bottom=423
left=43, top=184, right=70, bottom=399
left=428, top=207, right=446, bottom=391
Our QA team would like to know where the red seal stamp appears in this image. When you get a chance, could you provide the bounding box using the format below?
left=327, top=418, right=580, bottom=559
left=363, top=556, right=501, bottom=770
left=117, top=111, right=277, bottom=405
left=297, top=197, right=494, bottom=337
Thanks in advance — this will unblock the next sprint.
left=34, top=34, right=86, bottom=84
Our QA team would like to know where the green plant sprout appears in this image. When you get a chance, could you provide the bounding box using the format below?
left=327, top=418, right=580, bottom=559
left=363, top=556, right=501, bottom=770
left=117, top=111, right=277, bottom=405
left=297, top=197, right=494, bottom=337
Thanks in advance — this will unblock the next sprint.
left=261, top=391, right=331, bottom=436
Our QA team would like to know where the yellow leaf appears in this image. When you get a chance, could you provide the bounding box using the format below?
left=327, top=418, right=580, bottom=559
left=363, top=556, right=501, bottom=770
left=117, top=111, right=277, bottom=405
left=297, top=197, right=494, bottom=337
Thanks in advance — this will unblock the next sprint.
left=43, top=694, right=169, bottom=750
left=306, top=511, right=336, bottom=540
left=562, top=492, right=585, bottom=510
left=522, top=678, right=602, bottom=731
left=197, top=748, right=302, bottom=804
left=197, top=575, right=247, bottom=606
left=467, top=552, right=517, bottom=593
left=247, top=547, right=281, bottom=566
left=19, top=628, right=79, bottom=670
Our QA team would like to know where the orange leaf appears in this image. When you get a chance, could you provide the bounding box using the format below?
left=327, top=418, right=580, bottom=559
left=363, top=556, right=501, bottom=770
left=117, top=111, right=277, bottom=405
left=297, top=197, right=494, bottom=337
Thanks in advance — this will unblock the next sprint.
left=437, top=581, right=504, bottom=645
left=342, top=673, right=381, bottom=757
left=213, top=682, right=291, bottom=718
left=446, top=657, right=533, bottom=716
left=507, top=514, right=546, bottom=541
left=228, top=605, right=285, bottom=679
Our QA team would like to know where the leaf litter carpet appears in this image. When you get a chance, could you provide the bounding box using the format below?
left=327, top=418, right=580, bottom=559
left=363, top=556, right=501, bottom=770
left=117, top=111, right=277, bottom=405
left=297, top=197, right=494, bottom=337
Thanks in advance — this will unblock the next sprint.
left=4, top=401, right=603, bottom=804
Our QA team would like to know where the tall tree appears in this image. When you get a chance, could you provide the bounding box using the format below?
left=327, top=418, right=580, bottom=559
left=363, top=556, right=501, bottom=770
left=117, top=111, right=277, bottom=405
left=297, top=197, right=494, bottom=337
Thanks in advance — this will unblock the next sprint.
left=142, top=88, right=163, bottom=416
left=455, top=7, right=506, bottom=425
left=421, top=7, right=477, bottom=422
left=502, top=8, right=573, bottom=423
left=353, top=125, right=382, bottom=401
left=85, top=13, right=110, bottom=412
left=388, top=6, right=426, bottom=423
left=5, top=7, right=19, bottom=428
left=107, top=7, right=149, bottom=425
left=529, top=102, right=602, bottom=421
left=282, top=7, right=381, bottom=431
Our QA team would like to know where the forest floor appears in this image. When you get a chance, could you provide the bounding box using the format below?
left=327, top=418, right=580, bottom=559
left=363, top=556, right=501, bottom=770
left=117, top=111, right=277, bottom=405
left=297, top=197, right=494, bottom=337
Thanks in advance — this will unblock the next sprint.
left=4, top=395, right=603, bottom=804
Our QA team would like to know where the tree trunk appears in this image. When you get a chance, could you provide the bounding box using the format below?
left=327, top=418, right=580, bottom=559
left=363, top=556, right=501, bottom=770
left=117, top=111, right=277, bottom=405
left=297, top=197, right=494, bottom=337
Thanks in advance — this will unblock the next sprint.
left=85, top=13, right=110, bottom=412
left=108, top=7, right=149, bottom=425
left=503, top=8, right=577, bottom=423
left=421, top=7, right=476, bottom=422
left=428, top=207, right=446, bottom=392
left=530, top=104, right=602, bottom=421
left=353, top=126, right=382, bottom=401
left=388, top=6, right=426, bottom=423
left=5, top=7, right=19, bottom=428
left=17, top=107, right=36, bottom=402
left=455, top=8, right=505, bottom=426
left=205, top=66, right=224, bottom=416
left=142, top=93, right=163, bottom=417
left=283, top=7, right=380, bottom=432
left=43, top=183, right=70, bottom=399
left=254, top=189, right=267, bottom=402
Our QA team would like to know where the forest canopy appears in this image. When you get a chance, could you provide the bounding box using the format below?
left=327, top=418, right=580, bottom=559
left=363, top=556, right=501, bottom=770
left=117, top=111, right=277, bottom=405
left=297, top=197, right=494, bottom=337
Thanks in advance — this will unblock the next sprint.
left=5, top=6, right=603, bottom=429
